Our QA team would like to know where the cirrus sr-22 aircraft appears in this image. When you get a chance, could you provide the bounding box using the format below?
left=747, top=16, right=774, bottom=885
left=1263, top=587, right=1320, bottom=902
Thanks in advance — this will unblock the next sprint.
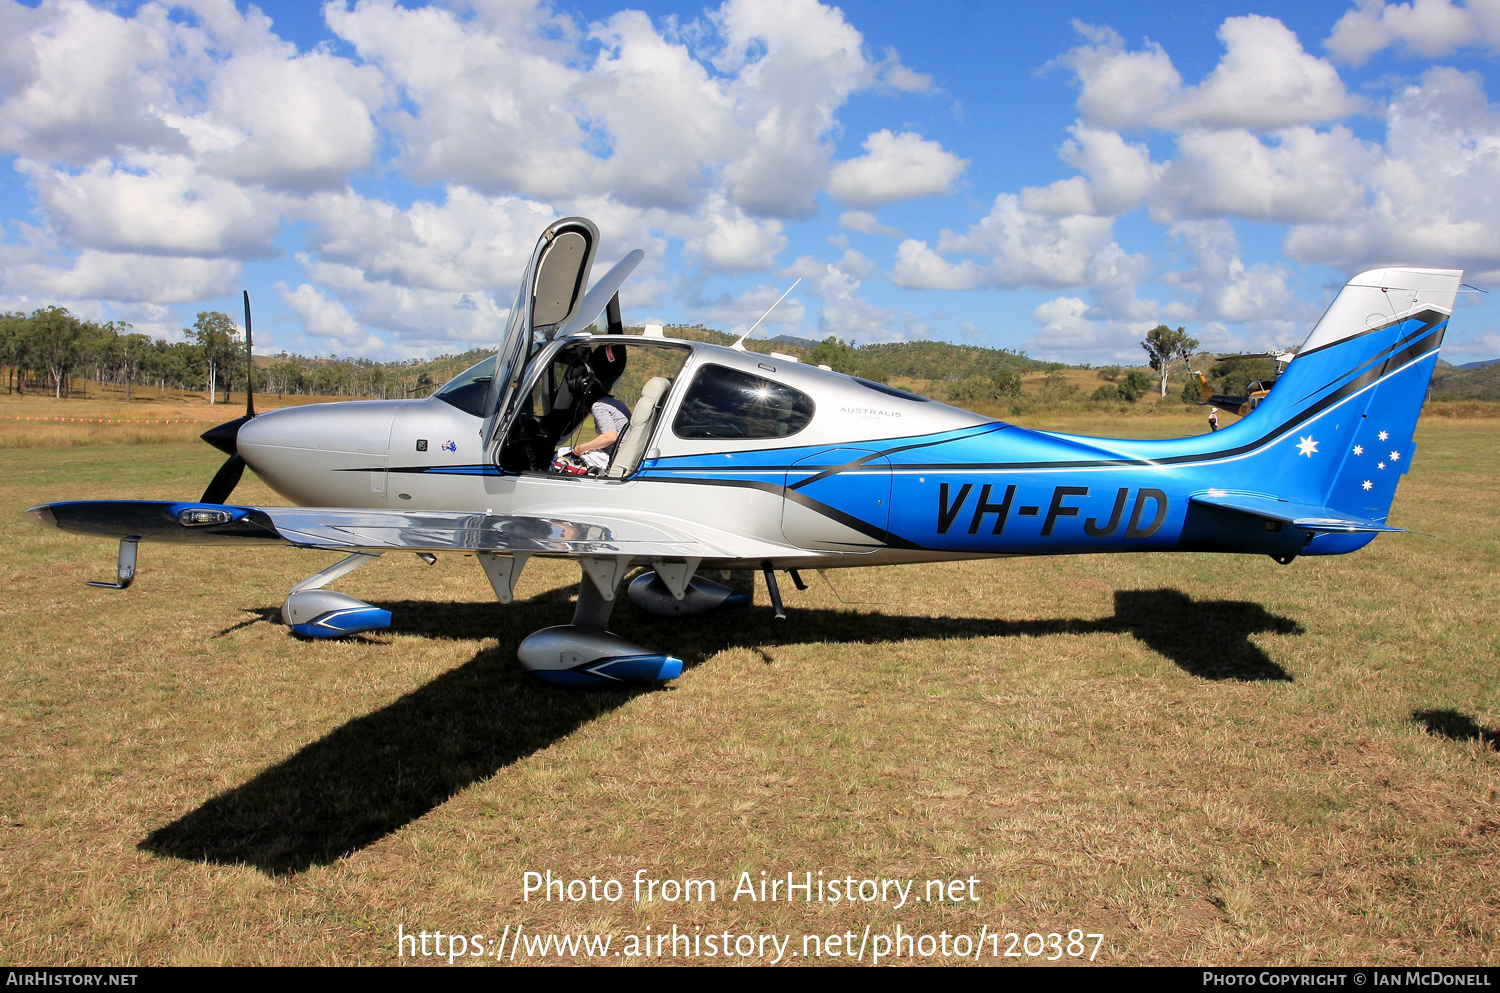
left=25, top=217, right=1460, bottom=687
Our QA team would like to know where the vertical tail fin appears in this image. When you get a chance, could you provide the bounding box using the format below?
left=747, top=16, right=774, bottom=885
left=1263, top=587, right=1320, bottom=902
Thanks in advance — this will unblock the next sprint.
left=1234, top=267, right=1459, bottom=527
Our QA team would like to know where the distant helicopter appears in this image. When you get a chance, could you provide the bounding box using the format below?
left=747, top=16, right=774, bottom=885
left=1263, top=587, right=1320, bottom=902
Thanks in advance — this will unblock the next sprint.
left=24, top=216, right=1461, bottom=688
left=1191, top=349, right=1298, bottom=416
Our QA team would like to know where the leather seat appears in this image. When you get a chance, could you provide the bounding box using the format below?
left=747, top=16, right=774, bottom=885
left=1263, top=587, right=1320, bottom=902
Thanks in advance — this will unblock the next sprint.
left=606, top=377, right=670, bottom=478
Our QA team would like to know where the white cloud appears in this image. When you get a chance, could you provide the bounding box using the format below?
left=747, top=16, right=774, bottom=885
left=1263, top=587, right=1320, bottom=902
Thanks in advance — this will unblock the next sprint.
left=682, top=194, right=787, bottom=272
left=891, top=238, right=980, bottom=290
left=1059, top=23, right=1181, bottom=132
left=1325, top=0, right=1500, bottom=65
left=0, top=0, right=946, bottom=341
left=714, top=0, right=876, bottom=217
left=1441, top=326, right=1500, bottom=362
left=21, top=154, right=282, bottom=259
left=302, top=186, right=556, bottom=291
left=1150, top=126, right=1378, bottom=224
left=1057, top=125, right=1157, bottom=215
left=838, top=210, right=904, bottom=238
left=326, top=0, right=592, bottom=200
left=835, top=249, right=877, bottom=279
left=1020, top=176, right=1097, bottom=217
left=278, top=281, right=383, bottom=353
left=1026, top=295, right=1157, bottom=363
left=875, top=47, right=934, bottom=94
left=898, top=194, right=1141, bottom=291
left=200, top=46, right=386, bottom=192
left=297, top=258, right=509, bottom=346
left=1062, top=17, right=1361, bottom=132
left=1283, top=67, right=1500, bottom=274
left=581, top=10, right=735, bottom=209
left=689, top=280, right=808, bottom=336
left=826, top=129, right=967, bottom=207
left=0, top=0, right=184, bottom=162
left=1165, top=220, right=1307, bottom=326
left=785, top=253, right=910, bottom=341
left=3, top=250, right=241, bottom=304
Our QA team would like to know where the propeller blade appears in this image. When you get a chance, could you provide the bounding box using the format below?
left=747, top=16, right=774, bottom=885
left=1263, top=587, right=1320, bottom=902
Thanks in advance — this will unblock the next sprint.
left=201, top=454, right=246, bottom=504
left=242, top=290, right=255, bottom=419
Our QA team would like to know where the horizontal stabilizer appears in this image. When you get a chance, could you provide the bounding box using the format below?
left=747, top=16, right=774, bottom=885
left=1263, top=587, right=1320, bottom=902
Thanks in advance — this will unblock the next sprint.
left=1189, top=491, right=1407, bottom=534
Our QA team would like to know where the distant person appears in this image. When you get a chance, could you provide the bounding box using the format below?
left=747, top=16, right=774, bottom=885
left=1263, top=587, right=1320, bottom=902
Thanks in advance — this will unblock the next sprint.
left=1208, top=407, right=1220, bottom=432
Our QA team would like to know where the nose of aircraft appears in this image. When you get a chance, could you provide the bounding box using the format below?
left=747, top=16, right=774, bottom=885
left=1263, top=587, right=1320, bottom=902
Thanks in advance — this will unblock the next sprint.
left=236, top=400, right=405, bottom=506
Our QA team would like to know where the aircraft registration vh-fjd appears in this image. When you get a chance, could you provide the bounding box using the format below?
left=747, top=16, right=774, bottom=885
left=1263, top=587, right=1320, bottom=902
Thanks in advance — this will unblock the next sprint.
left=24, top=217, right=1461, bottom=687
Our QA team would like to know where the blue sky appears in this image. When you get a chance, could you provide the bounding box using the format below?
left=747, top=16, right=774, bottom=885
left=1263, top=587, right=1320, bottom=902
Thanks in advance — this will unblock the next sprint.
left=2, top=0, right=1499, bottom=364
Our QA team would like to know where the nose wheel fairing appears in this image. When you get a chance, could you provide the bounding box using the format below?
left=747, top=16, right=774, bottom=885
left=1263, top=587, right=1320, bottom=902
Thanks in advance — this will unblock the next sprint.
left=282, top=589, right=391, bottom=638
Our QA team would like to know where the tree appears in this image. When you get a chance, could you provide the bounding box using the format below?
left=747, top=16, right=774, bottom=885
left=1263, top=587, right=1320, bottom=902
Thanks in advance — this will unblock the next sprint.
left=189, top=311, right=241, bottom=404
left=28, top=306, right=85, bottom=399
left=117, top=328, right=149, bottom=402
left=0, top=311, right=26, bottom=394
left=806, top=336, right=859, bottom=374
left=1141, top=325, right=1200, bottom=398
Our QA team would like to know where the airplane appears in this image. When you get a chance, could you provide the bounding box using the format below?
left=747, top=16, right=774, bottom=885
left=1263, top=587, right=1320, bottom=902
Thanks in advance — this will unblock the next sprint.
left=23, top=216, right=1461, bottom=687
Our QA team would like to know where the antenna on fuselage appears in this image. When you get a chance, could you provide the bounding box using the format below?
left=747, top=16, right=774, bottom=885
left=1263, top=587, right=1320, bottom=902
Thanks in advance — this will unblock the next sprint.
left=730, top=278, right=801, bottom=352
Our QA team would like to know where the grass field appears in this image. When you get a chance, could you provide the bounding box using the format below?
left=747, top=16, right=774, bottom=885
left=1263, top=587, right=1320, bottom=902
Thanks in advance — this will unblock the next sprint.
left=0, top=406, right=1497, bottom=966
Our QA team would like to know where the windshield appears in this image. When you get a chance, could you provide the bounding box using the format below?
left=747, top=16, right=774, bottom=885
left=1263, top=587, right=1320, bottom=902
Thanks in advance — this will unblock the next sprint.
left=434, top=355, right=496, bottom=417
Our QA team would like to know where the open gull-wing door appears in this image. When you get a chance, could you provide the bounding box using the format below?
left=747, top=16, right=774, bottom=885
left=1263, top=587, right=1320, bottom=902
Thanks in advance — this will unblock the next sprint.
left=479, top=217, right=600, bottom=452
left=557, top=249, right=644, bottom=337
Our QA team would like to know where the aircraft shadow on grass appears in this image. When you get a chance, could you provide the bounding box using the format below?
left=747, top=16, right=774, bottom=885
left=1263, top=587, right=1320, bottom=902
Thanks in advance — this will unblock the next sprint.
left=140, top=586, right=1301, bottom=876
left=1413, top=708, right=1500, bottom=750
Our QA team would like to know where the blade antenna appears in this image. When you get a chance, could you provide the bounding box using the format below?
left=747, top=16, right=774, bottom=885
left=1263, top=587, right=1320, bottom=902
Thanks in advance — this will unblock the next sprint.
left=731, top=278, right=800, bottom=352
left=242, top=290, right=255, bottom=418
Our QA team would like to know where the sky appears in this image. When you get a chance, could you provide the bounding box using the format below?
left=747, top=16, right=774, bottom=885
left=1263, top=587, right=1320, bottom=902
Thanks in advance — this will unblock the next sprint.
left=2, top=0, right=1500, bottom=366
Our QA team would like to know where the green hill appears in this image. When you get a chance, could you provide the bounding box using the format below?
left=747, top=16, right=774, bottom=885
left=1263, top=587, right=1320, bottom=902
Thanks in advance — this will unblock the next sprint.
left=1430, top=359, right=1500, bottom=401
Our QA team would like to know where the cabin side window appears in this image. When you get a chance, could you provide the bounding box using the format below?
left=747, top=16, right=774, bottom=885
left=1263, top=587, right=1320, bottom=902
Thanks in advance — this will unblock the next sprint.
left=672, top=364, right=814, bottom=440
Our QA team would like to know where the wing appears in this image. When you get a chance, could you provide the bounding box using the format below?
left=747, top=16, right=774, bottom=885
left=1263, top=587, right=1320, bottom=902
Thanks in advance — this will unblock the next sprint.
left=24, top=500, right=811, bottom=562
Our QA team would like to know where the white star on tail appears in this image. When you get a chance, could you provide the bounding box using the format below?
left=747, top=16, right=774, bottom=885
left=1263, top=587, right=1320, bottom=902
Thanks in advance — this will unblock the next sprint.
left=1391, top=450, right=1400, bottom=461
left=1363, top=480, right=1373, bottom=491
left=1378, top=462, right=1386, bottom=470
left=1353, top=445, right=1364, bottom=456
left=1378, top=430, right=1389, bottom=441
left=1297, top=436, right=1319, bottom=457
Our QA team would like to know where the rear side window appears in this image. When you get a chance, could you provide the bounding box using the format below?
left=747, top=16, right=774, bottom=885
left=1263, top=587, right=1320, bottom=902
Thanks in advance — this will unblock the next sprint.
left=672, top=364, right=814, bottom=440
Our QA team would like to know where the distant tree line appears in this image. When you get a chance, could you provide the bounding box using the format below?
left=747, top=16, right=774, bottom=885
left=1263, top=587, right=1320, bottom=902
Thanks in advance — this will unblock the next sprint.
left=0, top=307, right=1227, bottom=410
left=0, top=307, right=443, bottom=402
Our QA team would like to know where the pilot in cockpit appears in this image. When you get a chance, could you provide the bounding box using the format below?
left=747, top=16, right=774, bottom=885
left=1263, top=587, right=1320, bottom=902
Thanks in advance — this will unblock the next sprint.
left=557, top=362, right=631, bottom=475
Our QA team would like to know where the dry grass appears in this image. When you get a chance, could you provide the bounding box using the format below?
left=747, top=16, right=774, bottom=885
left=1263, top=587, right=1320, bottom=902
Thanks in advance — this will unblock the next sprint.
left=0, top=415, right=1496, bottom=965
left=0, top=387, right=363, bottom=447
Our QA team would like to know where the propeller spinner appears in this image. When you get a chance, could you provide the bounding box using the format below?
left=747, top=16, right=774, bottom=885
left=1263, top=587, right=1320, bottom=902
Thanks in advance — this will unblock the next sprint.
left=198, top=291, right=256, bottom=504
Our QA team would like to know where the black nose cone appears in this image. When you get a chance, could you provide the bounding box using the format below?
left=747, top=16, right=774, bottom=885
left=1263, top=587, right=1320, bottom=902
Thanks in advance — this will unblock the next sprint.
left=201, top=414, right=252, bottom=456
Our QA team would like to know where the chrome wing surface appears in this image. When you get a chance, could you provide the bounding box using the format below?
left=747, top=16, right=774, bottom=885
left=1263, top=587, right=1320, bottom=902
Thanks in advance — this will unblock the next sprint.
left=24, top=500, right=810, bottom=560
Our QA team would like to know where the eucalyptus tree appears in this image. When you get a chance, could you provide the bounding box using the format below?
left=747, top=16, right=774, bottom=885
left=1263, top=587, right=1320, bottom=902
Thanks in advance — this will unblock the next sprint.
left=189, top=311, right=241, bottom=404
left=1141, top=324, right=1200, bottom=399
left=28, top=306, right=85, bottom=399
